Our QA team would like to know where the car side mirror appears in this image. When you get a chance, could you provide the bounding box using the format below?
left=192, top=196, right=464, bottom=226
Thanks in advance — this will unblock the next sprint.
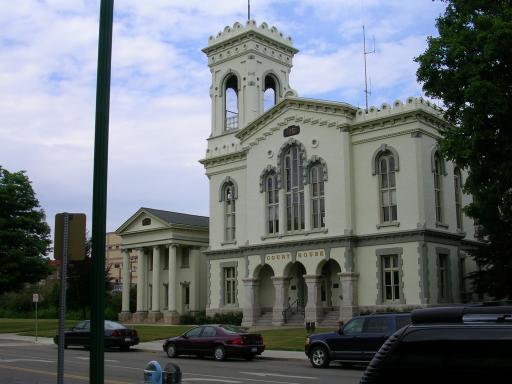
left=182, top=334, right=188, bottom=339
left=337, top=328, right=344, bottom=335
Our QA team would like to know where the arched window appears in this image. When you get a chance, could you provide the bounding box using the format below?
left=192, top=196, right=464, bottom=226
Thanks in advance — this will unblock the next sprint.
left=378, top=151, right=397, bottom=223
left=433, top=152, right=443, bottom=223
left=310, top=164, right=325, bottom=229
left=223, top=182, right=236, bottom=241
left=265, top=173, right=279, bottom=234
left=225, top=75, right=238, bottom=131
left=263, top=75, right=278, bottom=112
left=284, top=145, right=305, bottom=231
left=454, top=167, right=463, bottom=230
left=142, top=218, right=151, bottom=226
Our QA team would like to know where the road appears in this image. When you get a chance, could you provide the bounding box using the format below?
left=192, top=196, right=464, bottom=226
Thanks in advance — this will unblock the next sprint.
left=0, top=338, right=363, bottom=384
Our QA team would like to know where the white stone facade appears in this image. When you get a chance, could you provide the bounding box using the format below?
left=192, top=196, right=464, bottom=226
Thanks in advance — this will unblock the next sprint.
left=200, top=20, right=480, bottom=326
left=116, top=208, right=209, bottom=324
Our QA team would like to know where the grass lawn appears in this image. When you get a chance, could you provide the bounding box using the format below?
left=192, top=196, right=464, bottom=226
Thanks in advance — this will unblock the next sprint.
left=0, top=318, right=335, bottom=350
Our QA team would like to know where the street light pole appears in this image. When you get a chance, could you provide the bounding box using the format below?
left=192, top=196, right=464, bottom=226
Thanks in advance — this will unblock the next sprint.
left=90, top=1, right=114, bottom=383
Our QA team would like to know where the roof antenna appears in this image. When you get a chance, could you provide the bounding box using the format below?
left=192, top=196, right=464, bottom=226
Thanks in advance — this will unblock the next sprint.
left=363, top=25, right=376, bottom=111
left=248, top=0, right=251, bottom=20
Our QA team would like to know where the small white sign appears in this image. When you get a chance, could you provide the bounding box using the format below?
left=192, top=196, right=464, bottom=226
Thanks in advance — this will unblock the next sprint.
left=32, top=293, right=39, bottom=303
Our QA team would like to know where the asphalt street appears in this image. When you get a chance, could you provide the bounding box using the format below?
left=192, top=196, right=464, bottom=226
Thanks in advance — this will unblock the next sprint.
left=0, top=337, right=363, bottom=384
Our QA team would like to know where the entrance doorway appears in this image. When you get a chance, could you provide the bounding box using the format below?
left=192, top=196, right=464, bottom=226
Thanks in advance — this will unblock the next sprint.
left=320, top=259, right=341, bottom=309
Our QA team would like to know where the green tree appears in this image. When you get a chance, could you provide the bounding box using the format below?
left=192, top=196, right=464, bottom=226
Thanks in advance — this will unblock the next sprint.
left=0, top=166, right=52, bottom=293
left=416, top=1, right=512, bottom=299
left=66, top=237, right=115, bottom=319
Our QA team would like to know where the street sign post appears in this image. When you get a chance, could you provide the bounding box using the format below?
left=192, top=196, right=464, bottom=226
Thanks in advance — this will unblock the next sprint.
left=54, top=212, right=86, bottom=384
left=33, top=293, right=39, bottom=342
left=54, top=213, right=86, bottom=261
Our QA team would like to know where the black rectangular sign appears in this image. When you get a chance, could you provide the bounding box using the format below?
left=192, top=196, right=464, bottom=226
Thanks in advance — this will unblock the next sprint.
left=283, top=125, right=300, bottom=137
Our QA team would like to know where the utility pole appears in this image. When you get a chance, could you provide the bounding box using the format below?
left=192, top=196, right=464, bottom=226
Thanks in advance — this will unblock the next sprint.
left=90, top=1, right=114, bottom=383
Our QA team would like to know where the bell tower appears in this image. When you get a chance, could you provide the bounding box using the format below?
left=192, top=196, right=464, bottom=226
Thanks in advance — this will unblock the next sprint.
left=202, top=20, right=299, bottom=137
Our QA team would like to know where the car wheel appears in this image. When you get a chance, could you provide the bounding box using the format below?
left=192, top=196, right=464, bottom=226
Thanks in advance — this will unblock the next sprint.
left=213, top=345, right=226, bottom=361
left=119, top=345, right=130, bottom=352
left=310, top=346, right=330, bottom=368
left=166, top=343, right=178, bottom=358
left=244, top=354, right=255, bottom=361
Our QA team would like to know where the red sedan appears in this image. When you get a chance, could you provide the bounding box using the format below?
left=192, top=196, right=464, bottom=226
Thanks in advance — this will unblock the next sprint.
left=163, top=324, right=265, bottom=361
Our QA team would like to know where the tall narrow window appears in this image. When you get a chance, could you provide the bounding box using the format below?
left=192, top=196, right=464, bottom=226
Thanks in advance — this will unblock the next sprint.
left=434, top=152, right=443, bottom=223
left=225, top=75, right=238, bottom=131
left=378, top=151, right=397, bottom=223
left=454, top=167, right=463, bottom=230
left=284, top=146, right=305, bottom=231
left=163, top=283, right=168, bottom=310
left=224, top=267, right=236, bottom=305
left=224, top=183, right=236, bottom=241
left=181, top=248, right=190, bottom=268
left=382, top=254, right=400, bottom=302
left=263, top=75, right=277, bottom=111
left=266, top=173, right=279, bottom=234
left=438, top=253, right=449, bottom=302
left=311, top=164, right=325, bottom=229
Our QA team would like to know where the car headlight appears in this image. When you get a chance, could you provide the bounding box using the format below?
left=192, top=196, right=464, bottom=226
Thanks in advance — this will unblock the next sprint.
left=305, top=337, right=310, bottom=345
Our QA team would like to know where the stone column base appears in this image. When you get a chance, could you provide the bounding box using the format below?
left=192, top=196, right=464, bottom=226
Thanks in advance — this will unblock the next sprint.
left=242, top=307, right=261, bottom=327
left=118, top=311, right=132, bottom=323
left=147, top=311, right=163, bottom=323
left=272, top=307, right=286, bottom=326
left=305, top=306, right=323, bottom=324
left=340, top=305, right=359, bottom=323
left=163, top=310, right=181, bottom=324
left=132, top=311, right=148, bottom=323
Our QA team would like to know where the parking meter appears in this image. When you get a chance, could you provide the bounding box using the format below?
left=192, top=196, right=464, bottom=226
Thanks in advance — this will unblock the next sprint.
left=162, top=362, right=182, bottom=384
left=144, top=360, right=162, bottom=384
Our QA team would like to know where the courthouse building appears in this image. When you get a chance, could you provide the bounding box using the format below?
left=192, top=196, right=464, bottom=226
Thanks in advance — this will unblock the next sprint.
left=117, top=20, right=478, bottom=325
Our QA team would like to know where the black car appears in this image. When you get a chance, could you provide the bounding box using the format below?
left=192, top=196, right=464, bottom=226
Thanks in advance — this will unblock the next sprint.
left=360, top=305, right=512, bottom=383
left=305, top=313, right=411, bottom=368
left=163, top=324, right=265, bottom=361
left=53, top=320, right=139, bottom=351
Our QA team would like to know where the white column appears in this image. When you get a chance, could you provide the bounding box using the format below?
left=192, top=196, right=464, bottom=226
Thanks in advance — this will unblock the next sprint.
left=271, top=277, right=290, bottom=325
left=121, top=249, right=131, bottom=312
left=151, top=246, right=161, bottom=312
left=339, top=272, right=359, bottom=323
left=304, top=275, right=323, bottom=324
left=242, top=278, right=260, bottom=327
left=190, top=248, right=201, bottom=311
left=341, top=129, right=354, bottom=233
left=168, top=245, right=178, bottom=311
left=137, top=248, right=146, bottom=313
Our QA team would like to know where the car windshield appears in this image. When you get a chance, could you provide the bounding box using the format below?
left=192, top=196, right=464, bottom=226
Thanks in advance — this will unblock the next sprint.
left=220, top=325, right=248, bottom=334
left=105, top=320, right=125, bottom=330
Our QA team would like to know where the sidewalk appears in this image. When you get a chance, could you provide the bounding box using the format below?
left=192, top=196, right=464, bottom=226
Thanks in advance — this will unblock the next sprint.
left=0, top=333, right=307, bottom=360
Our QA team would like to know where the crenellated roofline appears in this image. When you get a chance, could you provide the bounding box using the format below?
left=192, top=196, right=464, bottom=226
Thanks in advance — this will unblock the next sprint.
left=203, top=20, right=297, bottom=52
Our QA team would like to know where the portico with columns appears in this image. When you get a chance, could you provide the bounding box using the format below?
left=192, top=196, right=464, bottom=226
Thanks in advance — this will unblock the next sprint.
left=116, top=207, right=209, bottom=324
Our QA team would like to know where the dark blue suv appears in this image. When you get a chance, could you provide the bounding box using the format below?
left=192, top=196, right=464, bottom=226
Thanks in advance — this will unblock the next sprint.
left=305, top=313, right=411, bottom=368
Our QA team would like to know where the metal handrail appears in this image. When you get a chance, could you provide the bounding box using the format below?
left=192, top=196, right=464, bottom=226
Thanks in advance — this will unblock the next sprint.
left=282, top=298, right=305, bottom=322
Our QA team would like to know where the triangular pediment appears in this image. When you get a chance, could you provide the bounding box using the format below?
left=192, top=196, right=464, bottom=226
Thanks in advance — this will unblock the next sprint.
left=116, top=208, right=170, bottom=235
left=235, top=96, right=357, bottom=145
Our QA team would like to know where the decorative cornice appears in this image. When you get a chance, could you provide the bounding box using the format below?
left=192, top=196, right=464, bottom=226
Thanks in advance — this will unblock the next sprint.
left=199, top=148, right=248, bottom=168
left=204, top=20, right=296, bottom=51
left=204, top=228, right=476, bottom=258
left=235, top=97, right=357, bottom=144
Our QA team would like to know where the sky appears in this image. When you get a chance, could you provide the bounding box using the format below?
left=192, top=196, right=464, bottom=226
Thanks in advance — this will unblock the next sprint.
left=0, top=0, right=447, bottom=240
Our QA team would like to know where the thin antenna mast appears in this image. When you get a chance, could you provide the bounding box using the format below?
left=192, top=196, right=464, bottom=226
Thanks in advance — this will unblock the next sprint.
left=363, top=25, right=375, bottom=111
left=248, top=0, right=251, bottom=20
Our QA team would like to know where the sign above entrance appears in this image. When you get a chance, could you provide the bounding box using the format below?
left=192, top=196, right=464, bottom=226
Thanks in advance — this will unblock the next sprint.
left=297, top=249, right=325, bottom=259
left=283, top=125, right=300, bottom=137
left=266, top=252, right=291, bottom=262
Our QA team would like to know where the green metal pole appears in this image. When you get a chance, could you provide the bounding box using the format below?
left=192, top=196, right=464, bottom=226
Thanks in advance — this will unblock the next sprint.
left=90, top=1, right=114, bottom=383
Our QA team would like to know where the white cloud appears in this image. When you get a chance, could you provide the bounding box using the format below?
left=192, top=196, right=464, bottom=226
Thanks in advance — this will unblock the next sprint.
left=0, top=0, right=446, bottom=236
